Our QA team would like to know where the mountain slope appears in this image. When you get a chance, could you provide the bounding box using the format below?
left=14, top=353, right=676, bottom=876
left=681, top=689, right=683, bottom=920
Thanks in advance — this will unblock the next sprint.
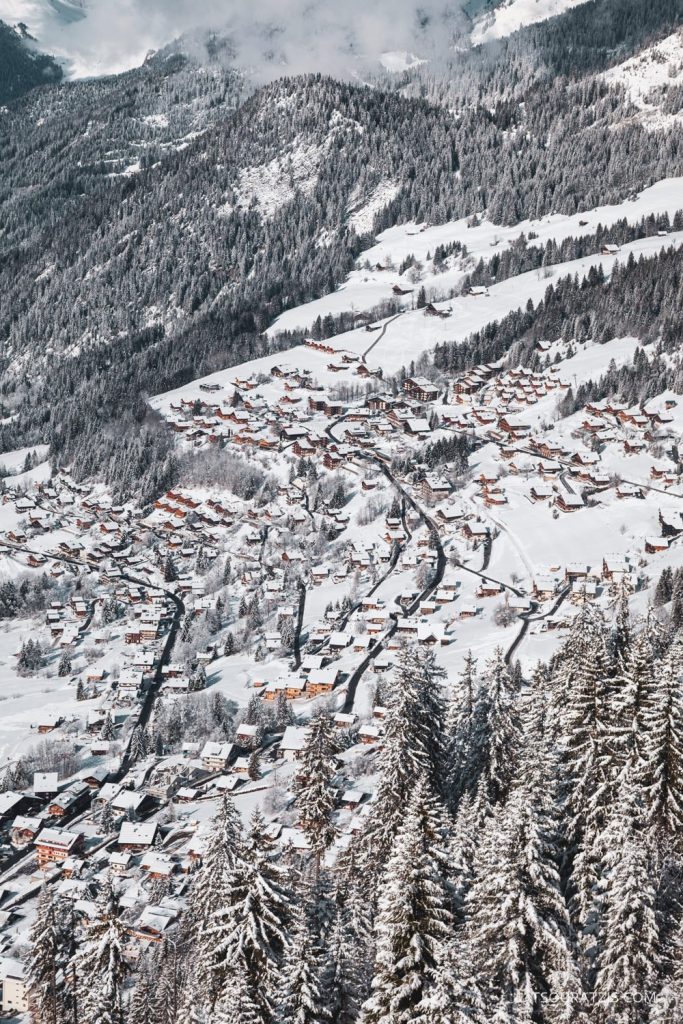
left=0, top=0, right=681, bottom=499
left=0, top=20, right=61, bottom=102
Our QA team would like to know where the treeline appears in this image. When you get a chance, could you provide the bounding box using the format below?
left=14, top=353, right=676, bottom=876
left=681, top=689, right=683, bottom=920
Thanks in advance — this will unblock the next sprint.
left=465, top=210, right=683, bottom=289
left=433, top=245, right=683, bottom=391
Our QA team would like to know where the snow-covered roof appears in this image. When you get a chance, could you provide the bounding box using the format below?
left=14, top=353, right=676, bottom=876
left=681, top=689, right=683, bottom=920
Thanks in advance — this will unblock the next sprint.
left=118, top=822, right=157, bottom=847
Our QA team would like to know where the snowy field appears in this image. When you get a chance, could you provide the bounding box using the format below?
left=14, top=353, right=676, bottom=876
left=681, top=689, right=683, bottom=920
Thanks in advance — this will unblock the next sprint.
left=471, top=0, right=594, bottom=43
left=153, top=226, right=683, bottom=414
left=266, top=177, right=683, bottom=337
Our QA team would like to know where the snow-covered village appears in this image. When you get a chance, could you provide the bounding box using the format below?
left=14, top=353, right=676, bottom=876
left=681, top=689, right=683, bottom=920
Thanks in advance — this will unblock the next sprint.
left=0, top=165, right=682, bottom=1020
left=2, top=8, right=683, bottom=1024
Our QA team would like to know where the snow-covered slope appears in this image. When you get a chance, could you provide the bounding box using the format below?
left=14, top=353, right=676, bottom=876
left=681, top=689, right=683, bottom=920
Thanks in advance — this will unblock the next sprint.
left=603, top=31, right=683, bottom=131
left=471, top=0, right=593, bottom=44
left=152, top=225, right=683, bottom=408
left=266, top=176, right=683, bottom=337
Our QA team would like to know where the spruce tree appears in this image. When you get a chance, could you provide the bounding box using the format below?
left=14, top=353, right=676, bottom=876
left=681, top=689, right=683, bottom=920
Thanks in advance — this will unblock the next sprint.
left=459, top=647, right=522, bottom=813
left=361, top=779, right=452, bottom=1024
left=211, top=810, right=293, bottom=1019
left=128, top=725, right=148, bottom=762
left=638, top=635, right=683, bottom=856
left=185, top=794, right=246, bottom=1005
left=279, top=905, right=330, bottom=1024
left=593, top=809, right=660, bottom=1023
left=27, top=885, right=60, bottom=1024
left=101, top=712, right=116, bottom=741
left=294, top=712, right=338, bottom=876
left=76, top=878, right=129, bottom=1024
left=466, top=781, right=584, bottom=1024
left=361, top=644, right=446, bottom=865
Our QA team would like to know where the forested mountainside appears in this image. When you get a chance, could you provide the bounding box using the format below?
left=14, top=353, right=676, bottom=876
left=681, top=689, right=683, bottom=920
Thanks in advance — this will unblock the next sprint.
left=0, top=0, right=682, bottom=500
left=393, top=0, right=682, bottom=104
left=433, top=245, right=683, bottom=384
left=0, top=21, right=62, bottom=103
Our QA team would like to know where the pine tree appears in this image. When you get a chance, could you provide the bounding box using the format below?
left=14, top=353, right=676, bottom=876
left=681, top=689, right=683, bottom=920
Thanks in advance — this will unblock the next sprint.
left=100, top=712, right=116, bottom=741
left=279, top=905, right=330, bottom=1024
left=294, top=712, right=338, bottom=876
left=654, top=567, right=673, bottom=607
left=419, top=941, right=484, bottom=1024
left=361, top=779, right=452, bottom=1024
left=593, top=809, right=660, bottom=1024
left=188, top=793, right=245, bottom=935
left=129, top=957, right=157, bottom=1024
left=466, top=780, right=584, bottom=1024
left=211, top=810, right=293, bottom=1019
left=163, top=555, right=178, bottom=583
left=100, top=801, right=116, bottom=835
left=638, top=635, right=683, bottom=856
left=326, top=903, right=367, bottom=1024
left=621, top=626, right=659, bottom=769
left=446, top=651, right=477, bottom=811
left=214, top=963, right=265, bottom=1024
left=555, top=610, right=613, bottom=902
left=128, top=725, right=147, bottom=762
left=76, top=878, right=129, bottom=1024
left=223, top=632, right=235, bottom=657
left=58, top=651, right=72, bottom=677
left=27, top=885, right=60, bottom=1024
left=248, top=749, right=261, bottom=781
left=459, top=647, right=522, bottom=813
left=361, top=644, right=446, bottom=865
left=650, top=913, right=683, bottom=1024
left=190, top=662, right=207, bottom=692
left=275, top=690, right=294, bottom=729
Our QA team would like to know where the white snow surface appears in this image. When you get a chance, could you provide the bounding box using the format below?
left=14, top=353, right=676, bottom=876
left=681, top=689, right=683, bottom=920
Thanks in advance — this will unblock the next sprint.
left=266, top=176, right=683, bottom=340
left=471, top=0, right=594, bottom=44
left=603, top=31, right=683, bottom=131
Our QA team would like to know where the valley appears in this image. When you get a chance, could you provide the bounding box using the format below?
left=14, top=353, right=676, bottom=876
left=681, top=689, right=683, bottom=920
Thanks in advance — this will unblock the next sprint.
left=0, top=4, right=682, bottom=1023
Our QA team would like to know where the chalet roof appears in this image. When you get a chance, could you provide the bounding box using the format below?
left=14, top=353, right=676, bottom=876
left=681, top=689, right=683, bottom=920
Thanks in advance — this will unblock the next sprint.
left=0, top=792, right=25, bottom=816
left=280, top=726, right=310, bottom=752
left=35, top=828, right=81, bottom=850
left=118, top=822, right=157, bottom=847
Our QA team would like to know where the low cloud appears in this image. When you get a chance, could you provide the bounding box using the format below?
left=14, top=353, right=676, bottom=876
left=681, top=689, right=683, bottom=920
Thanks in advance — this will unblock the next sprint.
left=0, top=0, right=469, bottom=79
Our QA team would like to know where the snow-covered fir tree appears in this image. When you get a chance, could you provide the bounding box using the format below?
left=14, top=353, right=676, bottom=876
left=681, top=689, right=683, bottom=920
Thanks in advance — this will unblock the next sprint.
left=294, top=711, right=338, bottom=875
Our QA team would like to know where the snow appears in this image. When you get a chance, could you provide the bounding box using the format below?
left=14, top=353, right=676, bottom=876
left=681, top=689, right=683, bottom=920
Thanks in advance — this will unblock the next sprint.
left=149, top=227, right=683, bottom=401
left=379, top=50, right=427, bottom=73
left=267, top=176, right=683, bottom=338
left=603, top=31, right=683, bottom=131
left=220, top=143, right=324, bottom=220
left=347, top=180, right=401, bottom=236
left=471, top=0, right=594, bottom=44
left=0, top=445, right=49, bottom=476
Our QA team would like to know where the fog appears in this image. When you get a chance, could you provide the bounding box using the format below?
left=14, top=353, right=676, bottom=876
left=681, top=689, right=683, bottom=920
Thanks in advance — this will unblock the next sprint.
left=0, top=0, right=470, bottom=79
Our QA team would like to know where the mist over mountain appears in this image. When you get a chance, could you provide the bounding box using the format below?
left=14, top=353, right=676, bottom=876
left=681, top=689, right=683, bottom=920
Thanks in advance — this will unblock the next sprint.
left=0, top=0, right=478, bottom=79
